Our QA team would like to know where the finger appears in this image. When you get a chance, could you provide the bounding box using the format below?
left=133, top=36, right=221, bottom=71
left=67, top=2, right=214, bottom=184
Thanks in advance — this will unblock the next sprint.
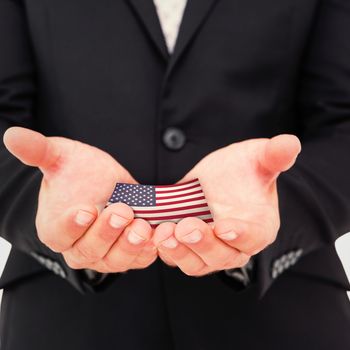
left=213, top=217, right=277, bottom=256
left=157, top=250, right=177, bottom=267
left=90, top=240, right=158, bottom=273
left=3, top=127, right=61, bottom=173
left=154, top=221, right=207, bottom=276
left=63, top=203, right=134, bottom=266
left=132, top=240, right=158, bottom=269
left=153, top=221, right=177, bottom=247
left=174, top=217, right=241, bottom=270
left=153, top=222, right=177, bottom=267
left=101, top=218, right=153, bottom=271
left=258, top=134, right=301, bottom=179
left=223, top=253, right=251, bottom=270
left=38, top=204, right=98, bottom=253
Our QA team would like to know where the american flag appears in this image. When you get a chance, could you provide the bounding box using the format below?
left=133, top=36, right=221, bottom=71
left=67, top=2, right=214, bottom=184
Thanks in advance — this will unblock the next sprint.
left=106, top=178, right=213, bottom=228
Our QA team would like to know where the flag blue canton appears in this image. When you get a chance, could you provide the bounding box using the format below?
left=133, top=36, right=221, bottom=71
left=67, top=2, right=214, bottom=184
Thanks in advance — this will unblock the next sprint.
left=109, top=183, right=156, bottom=207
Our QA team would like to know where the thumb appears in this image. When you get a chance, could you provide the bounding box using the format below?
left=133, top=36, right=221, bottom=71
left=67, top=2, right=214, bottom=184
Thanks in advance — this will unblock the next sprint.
left=258, top=134, right=301, bottom=178
left=3, top=127, right=60, bottom=173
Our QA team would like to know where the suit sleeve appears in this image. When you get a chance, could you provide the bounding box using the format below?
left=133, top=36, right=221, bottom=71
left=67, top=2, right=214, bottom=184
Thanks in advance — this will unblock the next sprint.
left=0, top=0, right=107, bottom=294
left=250, top=0, right=350, bottom=297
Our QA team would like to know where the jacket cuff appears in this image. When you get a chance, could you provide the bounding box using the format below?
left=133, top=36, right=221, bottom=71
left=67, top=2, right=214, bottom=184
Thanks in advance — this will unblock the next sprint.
left=219, top=258, right=256, bottom=291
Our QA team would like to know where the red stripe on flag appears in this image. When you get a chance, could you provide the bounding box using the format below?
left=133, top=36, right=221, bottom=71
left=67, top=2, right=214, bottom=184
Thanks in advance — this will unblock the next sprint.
left=155, top=189, right=203, bottom=201
left=133, top=203, right=209, bottom=214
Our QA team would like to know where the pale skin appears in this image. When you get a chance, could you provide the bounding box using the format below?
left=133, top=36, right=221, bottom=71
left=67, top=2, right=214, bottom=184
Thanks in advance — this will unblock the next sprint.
left=3, top=127, right=301, bottom=276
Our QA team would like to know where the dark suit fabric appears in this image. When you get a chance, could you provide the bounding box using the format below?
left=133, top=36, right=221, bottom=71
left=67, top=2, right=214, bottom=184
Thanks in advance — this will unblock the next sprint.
left=0, top=0, right=350, bottom=349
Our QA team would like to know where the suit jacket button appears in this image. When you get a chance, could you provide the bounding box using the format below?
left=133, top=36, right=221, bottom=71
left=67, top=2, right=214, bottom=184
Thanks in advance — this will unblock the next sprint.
left=162, top=127, right=186, bottom=150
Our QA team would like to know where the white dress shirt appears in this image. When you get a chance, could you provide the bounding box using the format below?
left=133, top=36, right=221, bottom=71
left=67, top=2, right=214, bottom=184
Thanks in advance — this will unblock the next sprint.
left=153, top=0, right=188, bottom=53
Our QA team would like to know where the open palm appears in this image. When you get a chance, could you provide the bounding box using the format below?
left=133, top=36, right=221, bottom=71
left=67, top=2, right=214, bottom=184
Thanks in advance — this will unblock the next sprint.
left=153, top=135, right=301, bottom=276
left=4, top=127, right=156, bottom=273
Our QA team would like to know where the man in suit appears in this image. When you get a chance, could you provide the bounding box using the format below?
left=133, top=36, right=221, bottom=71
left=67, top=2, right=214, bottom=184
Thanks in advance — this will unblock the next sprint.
left=0, top=0, right=350, bottom=349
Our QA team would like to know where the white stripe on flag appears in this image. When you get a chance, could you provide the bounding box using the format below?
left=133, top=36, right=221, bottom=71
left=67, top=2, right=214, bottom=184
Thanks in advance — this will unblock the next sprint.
left=131, top=198, right=208, bottom=211
left=155, top=180, right=200, bottom=192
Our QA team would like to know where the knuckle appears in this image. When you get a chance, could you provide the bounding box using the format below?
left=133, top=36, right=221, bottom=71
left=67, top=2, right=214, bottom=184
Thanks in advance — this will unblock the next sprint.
left=98, top=229, right=119, bottom=242
left=74, top=244, right=101, bottom=262
left=102, top=255, right=128, bottom=272
left=119, top=238, right=144, bottom=255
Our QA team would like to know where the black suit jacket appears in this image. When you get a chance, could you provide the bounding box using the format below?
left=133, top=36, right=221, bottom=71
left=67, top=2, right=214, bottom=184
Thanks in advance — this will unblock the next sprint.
left=0, top=0, right=350, bottom=349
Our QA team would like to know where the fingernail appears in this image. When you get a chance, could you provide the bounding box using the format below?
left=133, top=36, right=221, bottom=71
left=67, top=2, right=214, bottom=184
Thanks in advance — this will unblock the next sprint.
left=161, top=237, right=178, bottom=249
left=109, top=213, right=129, bottom=228
left=218, top=230, right=238, bottom=241
left=181, top=229, right=202, bottom=244
left=127, top=230, right=146, bottom=245
left=75, top=210, right=94, bottom=226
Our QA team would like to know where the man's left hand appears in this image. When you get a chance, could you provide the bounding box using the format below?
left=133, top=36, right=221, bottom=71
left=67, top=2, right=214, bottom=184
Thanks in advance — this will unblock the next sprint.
left=153, top=134, right=301, bottom=276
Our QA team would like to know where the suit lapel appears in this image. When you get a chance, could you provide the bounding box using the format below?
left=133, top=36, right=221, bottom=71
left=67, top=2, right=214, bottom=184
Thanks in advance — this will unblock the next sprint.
left=126, top=0, right=169, bottom=60
left=167, top=0, right=219, bottom=74
left=126, top=0, right=219, bottom=71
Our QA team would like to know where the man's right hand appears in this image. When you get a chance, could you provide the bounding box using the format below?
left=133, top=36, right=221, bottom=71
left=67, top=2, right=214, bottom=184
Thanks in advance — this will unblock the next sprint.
left=3, top=127, right=157, bottom=273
